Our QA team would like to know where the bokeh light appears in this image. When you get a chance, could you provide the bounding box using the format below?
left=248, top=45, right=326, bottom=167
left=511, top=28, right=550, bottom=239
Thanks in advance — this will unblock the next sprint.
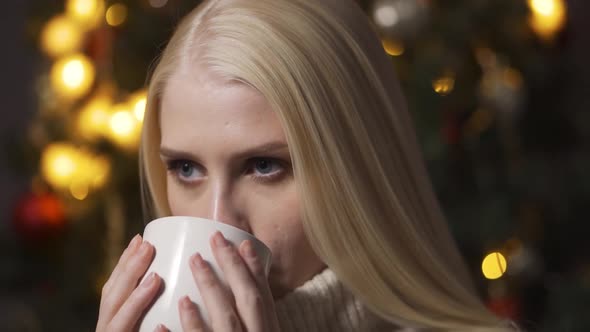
left=374, top=2, right=399, bottom=28
left=77, top=96, right=112, bottom=140
left=108, top=104, right=141, bottom=148
left=41, top=143, right=80, bottom=189
left=41, top=143, right=111, bottom=194
left=106, top=3, right=128, bottom=27
left=40, top=15, right=83, bottom=58
left=382, top=39, right=404, bottom=56
left=50, top=54, right=96, bottom=99
left=482, top=252, right=508, bottom=280
left=527, top=0, right=566, bottom=42
left=66, top=0, right=105, bottom=29
left=129, top=90, right=147, bottom=122
left=432, top=73, right=455, bottom=96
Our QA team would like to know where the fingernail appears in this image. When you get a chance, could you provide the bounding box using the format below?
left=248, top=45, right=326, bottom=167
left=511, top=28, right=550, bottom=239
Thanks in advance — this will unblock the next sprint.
left=142, top=272, right=157, bottom=288
left=213, top=231, right=228, bottom=247
left=191, top=253, right=207, bottom=269
left=181, top=295, right=193, bottom=310
left=156, top=323, right=166, bottom=332
left=140, top=241, right=151, bottom=254
left=128, top=234, right=141, bottom=249
left=244, top=240, right=256, bottom=258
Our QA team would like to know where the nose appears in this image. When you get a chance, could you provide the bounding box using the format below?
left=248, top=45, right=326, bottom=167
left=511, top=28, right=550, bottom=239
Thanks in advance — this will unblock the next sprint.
left=201, top=182, right=249, bottom=233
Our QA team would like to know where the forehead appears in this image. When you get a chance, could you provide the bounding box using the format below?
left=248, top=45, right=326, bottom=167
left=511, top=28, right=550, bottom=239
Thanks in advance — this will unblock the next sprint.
left=159, top=69, right=287, bottom=152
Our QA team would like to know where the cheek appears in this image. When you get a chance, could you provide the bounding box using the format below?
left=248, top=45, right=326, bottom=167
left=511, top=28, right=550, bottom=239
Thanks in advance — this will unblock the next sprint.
left=248, top=189, right=305, bottom=251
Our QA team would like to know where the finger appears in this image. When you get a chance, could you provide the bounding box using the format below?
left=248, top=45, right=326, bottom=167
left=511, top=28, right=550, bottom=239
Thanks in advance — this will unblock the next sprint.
left=98, top=234, right=143, bottom=331
left=178, top=295, right=210, bottom=332
left=154, top=323, right=168, bottom=332
left=189, top=252, right=243, bottom=332
left=238, top=240, right=280, bottom=331
left=109, top=272, right=162, bottom=332
left=101, top=240, right=156, bottom=324
left=211, top=232, right=266, bottom=331
left=102, top=234, right=142, bottom=298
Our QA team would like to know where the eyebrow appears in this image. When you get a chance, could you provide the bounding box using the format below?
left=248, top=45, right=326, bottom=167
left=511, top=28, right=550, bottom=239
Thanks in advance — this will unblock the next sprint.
left=159, top=142, right=290, bottom=162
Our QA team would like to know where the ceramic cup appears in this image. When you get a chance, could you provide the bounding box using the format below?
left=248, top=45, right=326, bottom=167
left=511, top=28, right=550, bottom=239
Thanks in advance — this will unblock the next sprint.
left=137, top=216, right=272, bottom=332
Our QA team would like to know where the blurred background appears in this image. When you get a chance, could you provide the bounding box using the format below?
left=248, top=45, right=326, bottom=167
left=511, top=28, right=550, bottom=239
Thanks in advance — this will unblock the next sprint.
left=0, top=0, right=588, bottom=331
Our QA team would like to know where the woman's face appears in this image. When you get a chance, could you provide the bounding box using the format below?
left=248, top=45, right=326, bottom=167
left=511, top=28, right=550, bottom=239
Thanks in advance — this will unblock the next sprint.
left=159, top=67, right=325, bottom=299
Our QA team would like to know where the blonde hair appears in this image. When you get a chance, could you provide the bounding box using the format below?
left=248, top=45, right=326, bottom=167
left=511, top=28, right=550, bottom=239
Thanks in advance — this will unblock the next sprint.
left=140, top=0, right=516, bottom=330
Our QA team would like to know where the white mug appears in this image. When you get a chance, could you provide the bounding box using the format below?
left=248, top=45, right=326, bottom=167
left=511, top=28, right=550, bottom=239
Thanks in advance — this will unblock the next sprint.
left=137, top=216, right=272, bottom=332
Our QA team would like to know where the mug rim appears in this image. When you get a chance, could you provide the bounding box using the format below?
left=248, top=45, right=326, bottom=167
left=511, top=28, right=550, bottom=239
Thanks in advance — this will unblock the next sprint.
left=145, top=215, right=272, bottom=253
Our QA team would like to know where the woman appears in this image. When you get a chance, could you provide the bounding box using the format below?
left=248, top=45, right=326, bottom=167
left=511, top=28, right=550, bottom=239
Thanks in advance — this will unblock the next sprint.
left=97, top=0, right=518, bottom=331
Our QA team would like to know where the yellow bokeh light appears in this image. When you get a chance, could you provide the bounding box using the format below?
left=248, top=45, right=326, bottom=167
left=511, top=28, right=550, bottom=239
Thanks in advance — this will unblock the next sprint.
left=51, top=54, right=96, bottom=99
left=527, top=0, right=566, bottom=42
left=106, top=3, right=128, bottom=27
left=110, top=110, right=135, bottom=135
left=432, top=73, right=455, bottom=96
left=108, top=104, right=141, bottom=148
left=482, top=252, right=507, bottom=280
left=382, top=39, right=404, bottom=56
left=41, top=143, right=81, bottom=189
left=129, top=90, right=147, bottom=122
left=42, top=143, right=111, bottom=192
left=88, top=156, right=110, bottom=188
left=66, top=0, right=105, bottom=29
left=70, top=181, right=89, bottom=200
left=40, top=15, right=83, bottom=58
left=77, top=96, right=112, bottom=139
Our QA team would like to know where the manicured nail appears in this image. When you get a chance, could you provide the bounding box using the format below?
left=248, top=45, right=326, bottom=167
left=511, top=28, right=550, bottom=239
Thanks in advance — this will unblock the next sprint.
left=142, top=272, right=157, bottom=288
left=128, top=234, right=141, bottom=249
left=213, top=231, right=228, bottom=247
left=181, top=295, right=193, bottom=310
left=244, top=240, right=256, bottom=258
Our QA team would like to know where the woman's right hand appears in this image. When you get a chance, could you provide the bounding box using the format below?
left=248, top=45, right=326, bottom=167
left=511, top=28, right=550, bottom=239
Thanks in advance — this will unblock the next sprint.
left=96, top=234, right=162, bottom=332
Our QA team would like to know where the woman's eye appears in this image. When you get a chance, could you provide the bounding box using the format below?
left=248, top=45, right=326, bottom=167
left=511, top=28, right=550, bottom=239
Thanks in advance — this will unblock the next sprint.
left=250, top=158, right=285, bottom=181
left=167, top=160, right=202, bottom=182
left=254, top=159, right=278, bottom=175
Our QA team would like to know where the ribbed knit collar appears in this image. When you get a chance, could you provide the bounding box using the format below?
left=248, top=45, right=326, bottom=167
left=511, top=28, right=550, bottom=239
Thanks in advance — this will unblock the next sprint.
left=274, top=268, right=400, bottom=332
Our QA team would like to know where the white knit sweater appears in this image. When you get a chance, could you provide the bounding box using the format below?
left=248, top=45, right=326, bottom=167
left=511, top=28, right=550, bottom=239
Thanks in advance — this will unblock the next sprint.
left=274, top=268, right=404, bottom=332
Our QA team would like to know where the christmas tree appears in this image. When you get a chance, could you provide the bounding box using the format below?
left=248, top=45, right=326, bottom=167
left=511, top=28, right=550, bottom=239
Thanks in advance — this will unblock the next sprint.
left=2, top=0, right=589, bottom=330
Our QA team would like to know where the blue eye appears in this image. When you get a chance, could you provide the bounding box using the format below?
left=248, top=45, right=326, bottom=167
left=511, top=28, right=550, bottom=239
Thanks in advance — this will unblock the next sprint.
left=167, top=160, right=202, bottom=182
left=254, top=159, right=278, bottom=175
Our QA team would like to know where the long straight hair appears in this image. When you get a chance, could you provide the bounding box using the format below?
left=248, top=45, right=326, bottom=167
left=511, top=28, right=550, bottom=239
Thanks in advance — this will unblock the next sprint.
left=140, top=0, right=515, bottom=330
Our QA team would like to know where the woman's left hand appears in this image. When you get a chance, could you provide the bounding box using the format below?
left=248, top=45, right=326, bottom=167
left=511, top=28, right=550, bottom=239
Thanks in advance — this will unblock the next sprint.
left=156, top=231, right=280, bottom=332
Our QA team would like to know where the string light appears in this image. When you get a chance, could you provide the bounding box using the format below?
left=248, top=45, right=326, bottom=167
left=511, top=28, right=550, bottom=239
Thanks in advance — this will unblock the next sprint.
left=482, top=252, right=508, bottom=280
left=432, top=71, right=455, bottom=96
left=106, top=3, right=128, bottom=27
left=108, top=104, right=141, bottom=148
left=77, top=96, right=112, bottom=140
left=40, top=15, right=83, bottom=58
left=66, top=0, right=105, bottom=29
left=374, top=2, right=399, bottom=28
left=70, top=180, right=89, bottom=200
left=51, top=54, right=96, bottom=99
left=382, top=39, right=404, bottom=56
left=129, top=90, right=147, bottom=122
left=41, top=143, right=111, bottom=195
left=527, top=0, right=566, bottom=42
left=41, top=143, right=80, bottom=189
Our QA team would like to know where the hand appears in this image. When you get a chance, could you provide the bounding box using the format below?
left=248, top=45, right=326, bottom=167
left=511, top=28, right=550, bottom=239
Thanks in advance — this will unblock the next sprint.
left=158, top=231, right=280, bottom=332
left=96, top=235, right=162, bottom=332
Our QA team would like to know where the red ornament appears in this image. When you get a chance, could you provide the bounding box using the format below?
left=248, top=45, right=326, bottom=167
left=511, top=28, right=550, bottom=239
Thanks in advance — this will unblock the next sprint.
left=12, top=192, right=66, bottom=242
